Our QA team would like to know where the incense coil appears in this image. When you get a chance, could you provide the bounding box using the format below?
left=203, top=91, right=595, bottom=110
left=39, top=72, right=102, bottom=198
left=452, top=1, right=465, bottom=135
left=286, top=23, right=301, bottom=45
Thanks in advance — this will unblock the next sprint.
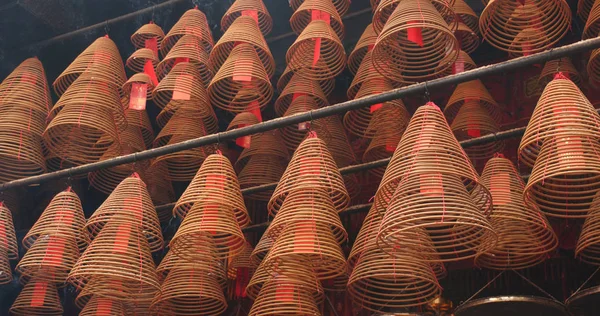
left=345, top=77, right=408, bottom=138
left=152, top=61, right=211, bottom=112
left=84, top=174, right=164, bottom=251
left=372, top=0, right=460, bottom=83
left=160, top=8, right=213, bottom=56
left=124, top=108, right=154, bottom=149
left=455, top=22, right=480, bottom=54
left=16, top=234, right=80, bottom=283
left=277, top=63, right=335, bottom=96
left=584, top=0, right=600, bottom=39
left=236, top=143, right=289, bottom=200
left=173, top=153, right=250, bottom=226
left=347, top=205, right=380, bottom=271
left=589, top=48, right=600, bottom=87
left=9, top=278, right=63, bottom=316
left=579, top=0, right=595, bottom=22
left=222, top=0, right=273, bottom=35
left=0, top=116, right=47, bottom=183
left=144, top=160, right=176, bottom=222
left=373, top=0, right=459, bottom=35
left=131, top=22, right=165, bottom=49
left=450, top=101, right=504, bottom=161
left=210, top=16, right=275, bottom=77
left=539, top=58, right=581, bottom=88
left=290, top=0, right=345, bottom=39
left=453, top=0, right=479, bottom=35
left=347, top=51, right=401, bottom=100
left=80, top=296, right=126, bottom=316
left=68, top=220, right=161, bottom=300
left=156, top=35, right=213, bottom=86
left=313, top=116, right=357, bottom=169
left=227, top=112, right=260, bottom=134
left=275, top=74, right=328, bottom=116
left=475, top=157, right=557, bottom=270
left=576, top=192, right=600, bottom=264
left=122, top=73, right=155, bottom=102
left=125, top=48, right=158, bottom=73
left=262, top=220, right=347, bottom=280
left=519, top=75, right=600, bottom=168
left=268, top=135, right=350, bottom=215
left=53, top=36, right=127, bottom=96
left=479, top=0, right=571, bottom=55
left=347, top=24, right=377, bottom=75
left=0, top=249, right=11, bottom=284
left=435, top=49, right=477, bottom=78
left=0, top=57, right=52, bottom=117
left=0, top=204, right=17, bottom=260
left=250, top=232, right=274, bottom=265
left=524, top=135, right=600, bottom=218
left=154, top=99, right=218, bottom=134
left=23, top=189, right=87, bottom=251
left=151, top=267, right=228, bottom=315
left=290, top=0, right=350, bottom=16
left=249, top=276, right=321, bottom=316
left=153, top=106, right=211, bottom=182
left=286, top=20, right=346, bottom=81
left=157, top=246, right=226, bottom=287
left=375, top=103, right=492, bottom=216
left=444, top=79, right=502, bottom=123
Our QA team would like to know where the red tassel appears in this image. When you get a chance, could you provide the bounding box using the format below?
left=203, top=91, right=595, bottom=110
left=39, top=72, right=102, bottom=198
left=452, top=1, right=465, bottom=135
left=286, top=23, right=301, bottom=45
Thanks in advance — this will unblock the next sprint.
left=144, top=37, right=158, bottom=58
left=129, top=83, right=148, bottom=111
left=407, top=21, right=424, bottom=47
left=143, top=59, right=159, bottom=87
left=30, top=281, right=48, bottom=307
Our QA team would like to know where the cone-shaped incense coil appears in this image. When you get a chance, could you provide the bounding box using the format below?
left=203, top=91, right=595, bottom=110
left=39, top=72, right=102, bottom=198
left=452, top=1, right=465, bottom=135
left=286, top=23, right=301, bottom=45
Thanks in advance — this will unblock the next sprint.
left=275, top=74, right=328, bottom=116
left=589, top=48, right=600, bottom=87
left=125, top=48, right=159, bottom=73
left=85, top=175, right=163, bottom=251
left=451, top=101, right=504, bottom=161
left=227, top=112, right=261, bottom=131
left=539, top=58, right=581, bottom=88
left=312, top=116, right=357, bottom=169
left=0, top=203, right=18, bottom=260
left=222, top=0, right=273, bottom=35
left=0, top=57, right=52, bottom=116
left=208, top=43, right=273, bottom=114
left=80, top=296, right=126, bottom=316
left=17, top=234, right=80, bottom=283
left=373, top=0, right=459, bottom=83
left=277, top=63, right=335, bottom=96
left=68, top=220, right=160, bottom=300
left=455, top=22, right=480, bottom=54
left=53, top=36, right=127, bottom=96
left=345, top=78, right=409, bottom=138
left=23, top=189, right=87, bottom=250
left=250, top=232, right=274, bottom=265
left=476, top=156, right=557, bottom=270
left=453, top=0, right=479, bottom=35
left=291, top=0, right=345, bottom=39
left=435, top=49, right=477, bottom=78
left=160, top=8, right=213, bottom=56
left=576, top=192, right=600, bottom=264
left=156, top=35, right=213, bottom=86
left=9, top=278, right=63, bottom=315
left=445, top=79, right=501, bottom=123
left=131, top=22, right=165, bottom=49
left=290, top=0, right=350, bottom=16
left=519, top=74, right=600, bottom=168
left=157, top=245, right=226, bottom=287
left=375, top=103, right=492, bottom=215
left=248, top=271, right=322, bottom=315
left=210, top=16, right=275, bottom=77
left=347, top=51, right=401, bottom=100
left=347, top=24, right=377, bottom=75
left=584, top=0, right=600, bottom=39
left=152, top=61, right=212, bottom=112
left=268, top=135, right=350, bottom=215
left=579, top=0, right=595, bottom=21
left=373, top=0, right=459, bottom=35
left=480, top=0, right=571, bottom=54
left=0, top=249, right=12, bottom=284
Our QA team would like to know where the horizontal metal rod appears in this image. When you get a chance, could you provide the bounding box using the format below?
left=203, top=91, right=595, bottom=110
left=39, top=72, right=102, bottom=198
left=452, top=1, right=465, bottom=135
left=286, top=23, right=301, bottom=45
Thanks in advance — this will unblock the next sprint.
left=3, top=37, right=600, bottom=192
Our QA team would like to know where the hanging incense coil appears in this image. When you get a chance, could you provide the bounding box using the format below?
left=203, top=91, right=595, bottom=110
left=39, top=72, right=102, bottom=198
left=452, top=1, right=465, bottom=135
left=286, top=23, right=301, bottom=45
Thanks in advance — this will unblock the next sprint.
left=17, top=234, right=80, bottom=283
left=84, top=174, right=163, bottom=251
left=539, top=58, right=581, bottom=88
left=275, top=74, right=328, bottom=117
left=250, top=232, right=274, bottom=265
left=277, top=63, right=335, bottom=96
left=0, top=57, right=52, bottom=116
left=222, top=0, right=273, bottom=35
left=249, top=273, right=322, bottom=315
left=131, top=22, right=165, bottom=49
left=444, top=79, right=502, bottom=123
left=435, top=49, right=477, bottom=78
left=53, top=36, right=127, bottom=96
left=210, top=15, right=275, bottom=77
left=9, top=278, right=63, bottom=316
left=156, top=246, right=226, bottom=287
left=152, top=61, right=212, bottom=112
left=290, top=0, right=345, bottom=39
left=450, top=101, right=504, bottom=161
left=347, top=24, right=377, bottom=75
left=579, top=0, right=595, bottom=22
left=475, top=156, right=557, bottom=270
left=0, top=249, right=11, bottom=284
left=347, top=51, right=401, bottom=100
left=80, top=296, right=126, bottom=316
left=372, top=0, right=460, bottom=83
left=290, top=0, right=351, bottom=17
left=576, top=192, right=600, bottom=264
left=268, top=135, right=350, bottom=215
left=160, top=8, right=213, bottom=56
left=0, top=202, right=17, bottom=260
left=125, top=48, right=159, bottom=73
left=453, top=0, right=479, bottom=35
left=589, top=48, right=600, bottom=87
left=286, top=20, right=346, bottom=81
left=372, top=0, right=459, bottom=35
left=584, top=0, right=600, bottom=39
left=173, top=153, right=250, bottom=226
left=479, top=0, right=571, bottom=55
left=156, top=35, right=213, bottom=86
left=455, top=22, right=480, bottom=54
left=145, top=160, right=176, bottom=222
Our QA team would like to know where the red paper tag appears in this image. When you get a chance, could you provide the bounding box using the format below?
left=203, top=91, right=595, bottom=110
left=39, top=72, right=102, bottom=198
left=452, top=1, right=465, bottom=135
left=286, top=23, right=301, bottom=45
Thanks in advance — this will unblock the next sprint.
left=407, top=21, right=424, bottom=47
left=522, top=42, right=532, bottom=56
left=57, top=210, right=75, bottom=227
left=311, top=10, right=331, bottom=24
left=248, top=101, right=263, bottom=122
left=241, top=10, right=259, bottom=23
left=20, top=72, right=37, bottom=85
left=129, top=82, right=148, bottom=110
left=0, top=222, right=6, bottom=248
left=41, top=235, right=66, bottom=266
left=201, top=206, right=218, bottom=235
left=385, top=139, right=397, bottom=152
left=233, top=63, right=253, bottom=82
left=370, top=103, right=383, bottom=113
left=208, top=174, right=225, bottom=190
left=467, top=113, right=480, bottom=137
left=300, top=155, right=320, bottom=176
left=113, top=222, right=133, bottom=253
left=276, top=284, right=295, bottom=302
left=419, top=173, right=444, bottom=197
left=490, top=172, right=510, bottom=205
left=143, top=59, right=159, bottom=87
left=92, top=51, right=111, bottom=66
left=172, top=74, right=192, bottom=100
left=292, top=93, right=306, bottom=101
left=557, top=136, right=584, bottom=167
left=96, top=298, right=113, bottom=316
left=236, top=124, right=251, bottom=148
left=124, top=197, right=144, bottom=223
left=367, top=44, right=374, bottom=52
left=453, top=57, right=465, bottom=74
left=30, top=281, right=48, bottom=307
left=293, top=221, right=316, bottom=253
left=312, top=38, right=322, bottom=67
left=145, top=37, right=158, bottom=58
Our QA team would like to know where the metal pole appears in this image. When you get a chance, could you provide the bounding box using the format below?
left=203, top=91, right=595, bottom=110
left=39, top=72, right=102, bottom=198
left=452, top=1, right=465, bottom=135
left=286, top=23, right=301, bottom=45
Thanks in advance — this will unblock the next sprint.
left=3, top=38, right=600, bottom=191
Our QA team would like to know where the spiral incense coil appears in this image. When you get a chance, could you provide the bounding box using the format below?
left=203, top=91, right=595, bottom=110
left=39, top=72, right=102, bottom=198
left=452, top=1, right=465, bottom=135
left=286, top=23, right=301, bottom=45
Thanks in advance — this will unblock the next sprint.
left=455, top=22, right=480, bottom=54
left=152, top=61, right=211, bottom=110
left=125, top=48, right=159, bottom=73
left=156, top=35, right=213, bottom=86
left=0, top=202, right=20, bottom=260
left=585, top=0, right=600, bottom=39
left=290, top=0, right=345, bottom=40
left=151, top=267, right=228, bottom=315
left=209, top=16, right=275, bottom=77
left=375, top=103, right=492, bottom=216
left=347, top=24, right=377, bottom=75
left=227, top=113, right=261, bottom=131
left=9, top=278, right=63, bottom=316
left=589, top=48, right=600, bottom=87
left=247, top=259, right=324, bottom=302
left=131, top=22, right=165, bottom=49
left=250, top=232, right=274, bottom=265
left=0, top=57, right=52, bottom=117
left=80, top=296, right=126, bottom=316
left=576, top=192, right=600, bottom=264
left=157, top=246, right=226, bottom=287
left=84, top=174, right=163, bottom=251
left=579, top=0, right=595, bottom=22
left=53, top=36, right=127, bottom=96
left=154, top=99, right=218, bottom=134
left=290, top=0, right=350, bottom=16
left=144, top=160, right=176, bottom=221
left=450, top=101, right=504, bottom=161
left=373, top=0, right=459, bottom=35
left=0, top=249, right=12, bottom=284
left=286, top=20, right=346, bottom=81
left=539, top=58, right=581, bottom=88
left=16, top=234, right=80, bottom=283
left=372, top=0, right=460, bottom=83
left=222, top=0, right=273, bottom=35
left=275, top=74, right=328, bottom=117
left=519, top=74, right=600, bottom=168
left=475, top=156, right=557, bottom=270
left=453, top=0, right=479, bottom=35
left=173, top=153, right=250, bottom=227
left=444, top=79, right=502, bottom=124
left=125, top=108, right=154, bottom=149
left=122, top=73, right=155, bottom=102
left=160, top=8, right=213, bottom=57
left=479, top=0, right=571, bottom=55
left=347, top=51, right=401, bottom=100
left=277, top=63, right=335, bottom=96
left=435, top=49, right=477, bottom=78
left=248, top=273, right=322, bottom=315
left=268, top=135, right=350, bottom=215
left=0, top=118, right=47, bottom=183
